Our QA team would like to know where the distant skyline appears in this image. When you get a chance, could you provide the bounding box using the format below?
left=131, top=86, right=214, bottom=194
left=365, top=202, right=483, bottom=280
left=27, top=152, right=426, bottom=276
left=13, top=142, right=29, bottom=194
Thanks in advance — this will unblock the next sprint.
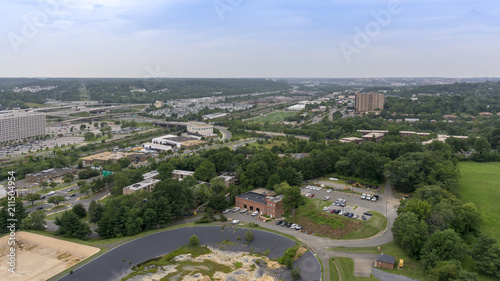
left=1, top=0, right=499, bottom=78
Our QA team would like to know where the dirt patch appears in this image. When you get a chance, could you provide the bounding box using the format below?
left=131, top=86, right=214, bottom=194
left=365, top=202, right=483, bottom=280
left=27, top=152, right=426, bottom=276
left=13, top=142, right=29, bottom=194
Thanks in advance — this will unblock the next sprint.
left=297, top=212, right=364, bottom=238
left=294, top=246, right=308, bottom=261
left=0, top=232, right=100, bottom=281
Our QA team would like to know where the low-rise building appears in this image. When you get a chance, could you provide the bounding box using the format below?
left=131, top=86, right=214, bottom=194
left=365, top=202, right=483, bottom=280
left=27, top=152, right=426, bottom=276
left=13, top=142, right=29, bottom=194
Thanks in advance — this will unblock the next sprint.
left=79, top=152, right=148, bottom=167
left=142, top=170, right=159, bottom=180
left=25, top=168, right=77, bottom=183
left=172, top=170, right=195, bottom=180
left=187, top=122, right=213, bottom=136
left=143, top=142, right=173, bottom=151
left=235, top=189, right=284, bottom=218
left=376, top=254, right=395, bottom=269
left=339, top=137, right=364, bottom=145
left=151, top=134, right=207, bottom=149
left=218, top=174, right=237, bottom=188
left=123, top=178, right=161, bottom=195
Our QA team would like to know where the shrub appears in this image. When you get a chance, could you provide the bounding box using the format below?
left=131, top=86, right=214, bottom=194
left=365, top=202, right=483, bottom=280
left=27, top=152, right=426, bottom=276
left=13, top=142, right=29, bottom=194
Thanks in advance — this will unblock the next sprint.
left=248, top=222, right=259, bottom=227
left=219, top=214, right=227, bottom=222
left=245, top=231, right=254, bottom=244
left=291, top=266, right=301, bottom=280
left=189, top=235, right=200, bottom=247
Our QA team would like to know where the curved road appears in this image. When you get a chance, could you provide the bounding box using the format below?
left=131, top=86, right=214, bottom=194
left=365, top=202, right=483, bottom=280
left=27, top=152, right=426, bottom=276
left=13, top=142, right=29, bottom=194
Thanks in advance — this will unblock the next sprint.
left=57, top=226, right=321, bottom=281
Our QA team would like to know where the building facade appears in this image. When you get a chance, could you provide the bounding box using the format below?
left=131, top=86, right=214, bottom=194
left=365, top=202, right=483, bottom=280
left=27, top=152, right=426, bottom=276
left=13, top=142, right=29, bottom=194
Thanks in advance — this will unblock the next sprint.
left=235, top=190, right=284, bottom=218
left=355, top=92, right=384, bottom=113
left=187, top=122, right=213, bottom=136
left=0, top=111, right=46, bottom=143
left=376, top=254, right=395, bottom=269
left=172, top=170, right=195, bottom=180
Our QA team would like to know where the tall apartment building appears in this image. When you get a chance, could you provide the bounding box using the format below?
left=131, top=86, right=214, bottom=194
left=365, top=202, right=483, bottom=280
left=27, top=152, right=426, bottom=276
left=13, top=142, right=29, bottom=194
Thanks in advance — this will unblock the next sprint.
left=355, top=92, right=384, bottom=113
left=0, top=111, right=46, bottom=143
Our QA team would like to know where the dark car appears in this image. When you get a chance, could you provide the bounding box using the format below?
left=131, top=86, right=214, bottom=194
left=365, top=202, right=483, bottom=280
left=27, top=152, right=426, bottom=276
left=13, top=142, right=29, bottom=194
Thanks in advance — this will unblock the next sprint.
left=70, top=194, right=76, bottom=197
left=281, top=221, right=288, bottom=227
left=362, top=215, right=367, bottom=220
left=335, top=210, right=341, bottom=214
left=348, top=213, right=354, bottom=218
left=344, top=212, right=350, bottom=216
left=36, top=206, right=44, bottom=210
left=276, top=220, right=282, bottom=225
left=40, top=196, right=46, bottom=200
left=363, top=212, right=373, bottom=216
left=286, top=222, right=293, bottom=228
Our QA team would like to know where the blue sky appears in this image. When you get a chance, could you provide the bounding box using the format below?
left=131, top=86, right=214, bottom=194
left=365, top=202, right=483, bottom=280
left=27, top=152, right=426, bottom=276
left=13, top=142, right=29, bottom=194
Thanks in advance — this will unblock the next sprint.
left=1, top=0, right=499, bottom=78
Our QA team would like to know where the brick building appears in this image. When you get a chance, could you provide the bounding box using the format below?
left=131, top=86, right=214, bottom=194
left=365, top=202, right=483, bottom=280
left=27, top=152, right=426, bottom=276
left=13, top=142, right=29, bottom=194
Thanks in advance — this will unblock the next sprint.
left=235, top=189, right=284, bottom=218
left=376, top=254, right=395, bottom=269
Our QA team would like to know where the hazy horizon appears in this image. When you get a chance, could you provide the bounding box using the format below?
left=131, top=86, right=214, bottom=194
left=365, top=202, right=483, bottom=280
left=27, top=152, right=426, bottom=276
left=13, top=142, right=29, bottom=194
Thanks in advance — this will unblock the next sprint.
left=2, top=0, right=499, bottom=78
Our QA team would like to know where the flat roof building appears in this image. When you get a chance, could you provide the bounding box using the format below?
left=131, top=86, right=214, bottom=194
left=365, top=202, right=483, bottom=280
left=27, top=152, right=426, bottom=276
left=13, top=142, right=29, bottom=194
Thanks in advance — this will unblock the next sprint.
left=79, top=152, right=148, bottom=167
left=123, top=178, right=161, bottom=195
left=0, top=111, right=46, bottom=143
left=235, top=189, right=284, bottom=218
left=172, top=170, right=195, bottom=180
left=151, top=134, right=207, bottom=149
left=187, top=122, right=213, bottom=136
left=25, top=167, right=77, bottom=183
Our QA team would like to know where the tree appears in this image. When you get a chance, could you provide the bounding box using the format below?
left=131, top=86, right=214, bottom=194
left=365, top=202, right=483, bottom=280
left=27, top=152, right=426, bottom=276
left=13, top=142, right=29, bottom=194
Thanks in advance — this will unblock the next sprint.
left=291, top=266, right=302, bottom=280
left=88, top=200, right=104, bottom=223
left=72, top=203, right=87, bottom=218
left=194, top=160, right=217, bottom=182
left=206, top=192, right=228, bottom=211
left=267, top=174, right=281, bottom=189
left=48, top=195, right=65, bottom=206
left=55, top=211, right=91, bottom=240
left=0, top=198, right=27, bottom=234
left=428, top=260, right=479, bottom=281
left=84, top=132, right=95, bottom=141
left=118, top=157, right=131, bottom=169
left=80, top=124, right=86, bottom=131
left=21, top=210, right=46, bottom=231
left=397, top=199, right=432, bottom=221
left=157, top=162, right=175, bottom=180
left=25, top=193, right=41, bottom=205
left=49, top=181, right=58, bottom=191
left=421, top=229, right=465, bottom=269
left=40, top=181, right=49, bottom=190
left=209, top=177, right=227, bottom=194
left=473, top=137, right=491, bottom=154
left=391, top=212, right=429, bottom=258
left=63, top=173, right=74, bottom=184
left=274, top=182, right=291, bottom=195
left=283, top=186, right=304, bottom=219
left=471, top=234, right=500, bottom=277
left=189, top=235, right=200, bottom=247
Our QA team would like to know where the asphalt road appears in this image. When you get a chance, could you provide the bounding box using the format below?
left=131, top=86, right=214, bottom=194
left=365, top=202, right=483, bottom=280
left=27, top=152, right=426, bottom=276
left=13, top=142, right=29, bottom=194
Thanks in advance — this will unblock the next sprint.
left=57, top=226, right=321, bottom=281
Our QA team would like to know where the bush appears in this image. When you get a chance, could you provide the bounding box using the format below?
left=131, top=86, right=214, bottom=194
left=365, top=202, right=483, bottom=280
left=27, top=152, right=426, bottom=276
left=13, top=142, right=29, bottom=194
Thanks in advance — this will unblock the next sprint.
left=248, top=222, right=259, bottom=227
left=189, top=235, right=200, bottom=247
left=291, top=266, right=301, bottom=280
left=245, top=231, right=254, bottom=244
left=219, top=214, right=227, bottom=222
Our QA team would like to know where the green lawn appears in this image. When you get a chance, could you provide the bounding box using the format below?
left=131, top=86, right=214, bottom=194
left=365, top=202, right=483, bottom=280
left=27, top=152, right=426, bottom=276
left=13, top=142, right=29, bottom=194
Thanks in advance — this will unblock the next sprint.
left=329, top=258, right=378, bottom=281
left=248, top=111, right=298, bottom=123
left=340, top=211, right=387, bottom=240
left=458, top=162, right=500, bottom=242
left=330, top=241, right=425, bottom=280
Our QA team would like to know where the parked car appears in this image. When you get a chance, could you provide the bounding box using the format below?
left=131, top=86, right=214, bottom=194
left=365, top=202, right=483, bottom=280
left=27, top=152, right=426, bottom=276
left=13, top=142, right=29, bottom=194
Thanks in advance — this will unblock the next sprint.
left=323, top=196, right=330, bottom=201
left=310, top=193, right=315, bottom=198
left=366, top=194, right=373, bottom=200
left=362, top=215, right=367, bottom=221
left=281, top=221, right=288, bottom=227
left=40, top=196, right=46, bottom=199
left=232, top=207, right=240, bottom=212
left=330, top=209, right=336, bottom=213
left=240, top=208, right=248, bottom=213
left=222, top=209, right=230, bottom=214
left=70, top=194, right=76, bottom=197
left=48, top=191, right=55, bottom=196
left=353, top=214, right=359, bottom=219
left=65, top=197, right=71, bottom=200
left=327, top=189, right=332, bottom=193
left=361, top=193, right=367, bottom=199
left=251, top=211, right=259, bottom=216
left=231, top=219, right=240, bottom=225
left=68, top=188, right=73, bottom=192
left=323, top=206, right=330, bottom=211
left=36, top=206, right=44, bottom=210
left=276, top=220, right=283, bottom=225
left=348, top=213, right=354, bottom=218
left=371, top=195, right=379, bottom=202
left=363, top=212, right=373, bottom=216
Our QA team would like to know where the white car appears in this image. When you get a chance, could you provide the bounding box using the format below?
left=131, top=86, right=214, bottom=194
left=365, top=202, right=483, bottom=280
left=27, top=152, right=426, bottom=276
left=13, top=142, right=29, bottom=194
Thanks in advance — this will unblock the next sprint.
left=327, top=189, right=332, bottom=193
left=366, top=194, right=372, bottom=200
left=240, top=208, right=248, bottom=213
left=232, top=207, right=240, bottom=212
left=231, top=219, right=240, bottom=225
left=251, top=211, right=259, bottom=216
left=222, top=209, right=230, bottom=214
left=324, top=196, right=330, bottom=201
left=361, top=193, right=367, bottom=200
left=323, top=206, right=330, bottom=211
left=48, top=191, right=55, bottom=196
left=329, top=177, right=339, bottom=181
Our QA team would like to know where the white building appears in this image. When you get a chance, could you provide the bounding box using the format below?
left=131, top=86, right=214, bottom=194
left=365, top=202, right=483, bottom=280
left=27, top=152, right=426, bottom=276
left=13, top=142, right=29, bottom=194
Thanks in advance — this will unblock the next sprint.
left=187, top=122, right=213, bottom=136
left=287, top=104, right=306, bottom=111
left=0, top=111, right=46, bottom=143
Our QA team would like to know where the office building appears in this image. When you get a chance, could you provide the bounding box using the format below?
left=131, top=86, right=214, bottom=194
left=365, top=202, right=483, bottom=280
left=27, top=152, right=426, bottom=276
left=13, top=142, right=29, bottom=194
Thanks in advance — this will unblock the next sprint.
left=186, top=122, right=213, bottom=136
left=235, top=189, right=284, bottom=218
left=355, top=92, right=384, bottom=113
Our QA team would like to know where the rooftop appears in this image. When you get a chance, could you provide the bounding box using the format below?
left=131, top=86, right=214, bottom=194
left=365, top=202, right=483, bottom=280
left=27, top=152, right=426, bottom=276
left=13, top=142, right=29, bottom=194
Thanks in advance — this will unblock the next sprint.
left=124, top=178, right=161, bottom=191
left=142, top=170, right=159, bottom=179
left=172, top=170, right=195, bottom=176
left=236, top=192, right=267, bottom=205
left=377, top=254, right=395, bottom=264
left=26, top=167, right=74, bottom=177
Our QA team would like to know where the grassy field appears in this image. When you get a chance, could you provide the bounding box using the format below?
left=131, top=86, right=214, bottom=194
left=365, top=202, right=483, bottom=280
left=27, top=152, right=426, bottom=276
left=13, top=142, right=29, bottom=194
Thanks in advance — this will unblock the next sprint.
left=247, top=111, right=298, bottom=123
left=340, top=211, right=387, bottom=240
left=458, top=162, right=500, bottom=242
left=329, top=258, right=378, bottom=281
left=330, top=241, right=425, bottom=280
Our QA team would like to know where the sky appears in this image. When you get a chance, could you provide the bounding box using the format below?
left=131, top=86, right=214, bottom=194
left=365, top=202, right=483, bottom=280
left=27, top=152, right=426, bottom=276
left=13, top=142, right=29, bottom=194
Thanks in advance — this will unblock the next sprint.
left=0, top=0, right=499, bottom=78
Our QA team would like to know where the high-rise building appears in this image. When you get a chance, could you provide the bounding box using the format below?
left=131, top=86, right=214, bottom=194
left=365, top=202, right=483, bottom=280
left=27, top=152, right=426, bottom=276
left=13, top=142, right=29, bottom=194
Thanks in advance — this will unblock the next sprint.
left=355, top=92, right=384, bottom=113
left=0, top=111, right=46, bottom=143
